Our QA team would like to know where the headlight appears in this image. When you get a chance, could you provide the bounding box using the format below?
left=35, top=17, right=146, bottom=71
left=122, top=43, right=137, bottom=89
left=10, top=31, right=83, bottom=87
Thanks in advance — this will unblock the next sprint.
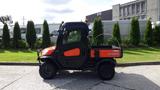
left=42, top=49, right=54, bottom=56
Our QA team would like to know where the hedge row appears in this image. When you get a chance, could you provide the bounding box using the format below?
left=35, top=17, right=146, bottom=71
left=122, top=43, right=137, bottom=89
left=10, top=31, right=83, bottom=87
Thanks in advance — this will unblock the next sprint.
left=92, top=17, right=160, bottom=47
left=0, top=20, right=51, bottom=49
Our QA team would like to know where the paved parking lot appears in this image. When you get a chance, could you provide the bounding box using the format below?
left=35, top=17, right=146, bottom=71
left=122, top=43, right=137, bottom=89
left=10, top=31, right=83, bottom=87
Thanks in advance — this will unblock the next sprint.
left=0, top=65, right=160, bottom=90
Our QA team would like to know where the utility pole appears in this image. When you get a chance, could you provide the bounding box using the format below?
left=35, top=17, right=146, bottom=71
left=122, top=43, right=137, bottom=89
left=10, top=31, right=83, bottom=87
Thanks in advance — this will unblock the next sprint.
left=22, top=16, right=26, bottom=26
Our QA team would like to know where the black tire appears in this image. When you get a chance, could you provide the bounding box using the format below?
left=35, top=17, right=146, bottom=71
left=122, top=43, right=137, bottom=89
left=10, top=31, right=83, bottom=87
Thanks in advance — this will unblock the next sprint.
left=39, top=62, right=57, bottom=79
left=97, top=63, right=115, bottom=80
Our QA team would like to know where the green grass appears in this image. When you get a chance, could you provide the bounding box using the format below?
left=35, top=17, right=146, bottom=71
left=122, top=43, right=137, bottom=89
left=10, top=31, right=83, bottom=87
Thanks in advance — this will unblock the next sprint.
left=0, top=49, right=37, bottom=63
left=118, top=47, right=160, bottom=63
left=0, top=47, right=160, bottom=63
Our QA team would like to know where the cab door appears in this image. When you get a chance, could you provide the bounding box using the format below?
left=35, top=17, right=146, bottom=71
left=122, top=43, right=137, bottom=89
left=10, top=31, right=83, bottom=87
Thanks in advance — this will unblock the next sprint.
left=58, top=30, right=88, bottom=68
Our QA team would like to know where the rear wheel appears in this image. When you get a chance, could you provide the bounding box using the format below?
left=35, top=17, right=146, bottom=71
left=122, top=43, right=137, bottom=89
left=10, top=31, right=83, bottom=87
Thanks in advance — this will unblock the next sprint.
left=97, top=63, right=115, bottom=80
left=39, top=62, right=57, bottom=79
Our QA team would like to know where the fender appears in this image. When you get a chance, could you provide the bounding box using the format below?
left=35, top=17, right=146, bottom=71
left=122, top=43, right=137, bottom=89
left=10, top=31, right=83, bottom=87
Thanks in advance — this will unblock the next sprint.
left=39, top=56, right=62, bottom=69
left=96, top=59, right=117, bottom=70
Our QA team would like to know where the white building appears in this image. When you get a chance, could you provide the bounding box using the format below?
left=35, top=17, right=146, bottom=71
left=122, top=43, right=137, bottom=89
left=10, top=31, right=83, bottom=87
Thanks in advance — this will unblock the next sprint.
left=113, top=0, right=160, bottom=22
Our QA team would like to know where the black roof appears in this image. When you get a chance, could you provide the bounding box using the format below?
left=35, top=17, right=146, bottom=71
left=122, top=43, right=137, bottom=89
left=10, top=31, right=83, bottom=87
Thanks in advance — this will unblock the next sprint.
left=62, top=22, right=89, bottom=31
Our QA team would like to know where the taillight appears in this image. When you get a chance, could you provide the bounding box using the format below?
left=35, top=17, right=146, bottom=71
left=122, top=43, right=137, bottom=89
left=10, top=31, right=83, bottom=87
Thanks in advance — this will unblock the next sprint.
left=99, top=50, right=121, bottom=58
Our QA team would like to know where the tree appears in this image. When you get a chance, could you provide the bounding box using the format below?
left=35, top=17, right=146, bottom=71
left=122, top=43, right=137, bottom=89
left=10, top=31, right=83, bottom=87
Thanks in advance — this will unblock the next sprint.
left=42, top=20, right=51, bottom=48
left=144, top=18, right=153, bottom=46
left=26, top=21, right=36, bottom=49
left=153, top=25, right=160, bottom=45
left=2, top=24, right=10, bottom=48
left=92, top=17, right=104, bottom=45
left=129, top=17, right=140, bottom=46
left=112, top=22, right=121, bottom=44
left=13, top=22, right=21, bottom=48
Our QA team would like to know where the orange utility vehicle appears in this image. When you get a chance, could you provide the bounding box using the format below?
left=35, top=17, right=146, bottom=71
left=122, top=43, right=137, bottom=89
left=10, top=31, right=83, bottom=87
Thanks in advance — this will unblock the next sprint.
left=37, top=22, right=123, bottom=80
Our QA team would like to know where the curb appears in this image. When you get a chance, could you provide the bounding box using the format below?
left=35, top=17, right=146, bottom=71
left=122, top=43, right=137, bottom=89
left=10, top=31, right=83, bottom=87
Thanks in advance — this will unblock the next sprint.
left=117, top=62, right=160, bottom=67
left=0, top=62, right=38, bottom=66
left=0, top=62, right=160, bottom=67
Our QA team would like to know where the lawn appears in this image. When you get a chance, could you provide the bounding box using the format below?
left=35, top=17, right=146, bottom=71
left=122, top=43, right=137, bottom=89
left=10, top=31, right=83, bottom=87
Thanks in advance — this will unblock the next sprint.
left=0, top=47, right=160, bottom=63
left=118, top=47, right=160, bottom=63
left=0, top=49, right=37, bottom=63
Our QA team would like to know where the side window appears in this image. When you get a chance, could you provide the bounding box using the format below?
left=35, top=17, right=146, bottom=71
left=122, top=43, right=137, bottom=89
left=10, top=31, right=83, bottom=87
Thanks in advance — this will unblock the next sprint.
left=63, top=30, right=81, bottom=44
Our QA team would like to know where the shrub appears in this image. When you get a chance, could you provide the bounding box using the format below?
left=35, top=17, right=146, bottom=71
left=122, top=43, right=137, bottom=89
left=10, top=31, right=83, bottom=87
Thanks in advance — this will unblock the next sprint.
left=144, top=18, right=153, bottom=46
left=42, top=20, right=51, bottom=48
left=107, top=38, right=119, bottom=46
left=122, top=38, right=131, bottom=48
left=92, top=17, right=104, bottom=46
left=153, top=25, right=160, bottom=45
left=112, top=22, right=121, bottom=44
left=13, top=22, right=21, bottom=48
left=2, top=24, right=10, bottom=48
left=0, top=40, right=2, bottom=49
left=18, top=40, right=28, bottom=49
left=26, top=21, right=37, bottom=49
left=129, top=17, right=140, bottom=46
left=35, top=39, right=42, bottom=49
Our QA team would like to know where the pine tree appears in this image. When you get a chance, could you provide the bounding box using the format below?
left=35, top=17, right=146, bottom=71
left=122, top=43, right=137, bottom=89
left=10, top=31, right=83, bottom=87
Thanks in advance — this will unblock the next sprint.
left=42, top=20, right=51, bottom=48
left=129, top=17, right=140, bottom=46
left=13, top=22, right=21, bottom=48
left=112, top=22, right=121, bottom=44
left=92, top=17, right=104, bottom=45
left=26, top=21, right=36, bottom=49
left=144, top=18, right=153, bottom=46
left=2, top=24, right=10, bottom=48
left=153, top=25, right=160, bottom=45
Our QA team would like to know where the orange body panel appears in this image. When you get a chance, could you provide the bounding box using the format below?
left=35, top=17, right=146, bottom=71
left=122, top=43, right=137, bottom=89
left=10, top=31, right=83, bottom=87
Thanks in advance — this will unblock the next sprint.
left=64, top=48, right=80, bottom=57
left=90, top=49, right=121, bottom=58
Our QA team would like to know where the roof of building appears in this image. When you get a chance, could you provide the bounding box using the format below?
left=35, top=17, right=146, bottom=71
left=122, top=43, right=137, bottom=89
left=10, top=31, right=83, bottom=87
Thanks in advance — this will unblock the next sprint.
left=86, top=9, right=112, bottom=23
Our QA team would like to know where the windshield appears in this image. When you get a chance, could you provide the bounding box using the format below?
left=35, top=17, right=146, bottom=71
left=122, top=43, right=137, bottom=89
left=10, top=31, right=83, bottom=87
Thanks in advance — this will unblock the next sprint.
left=62, top=30, right=81, bottom=44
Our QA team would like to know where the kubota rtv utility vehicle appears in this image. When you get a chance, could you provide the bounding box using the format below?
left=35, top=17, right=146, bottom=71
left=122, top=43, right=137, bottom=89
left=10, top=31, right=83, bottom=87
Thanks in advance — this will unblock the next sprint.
left=37, top=22, right=123, bottom=80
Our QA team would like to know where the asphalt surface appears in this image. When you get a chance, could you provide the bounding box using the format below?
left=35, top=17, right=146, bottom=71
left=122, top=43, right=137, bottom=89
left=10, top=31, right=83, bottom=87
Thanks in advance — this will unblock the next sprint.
left=0, top=65, right=160, bottom=90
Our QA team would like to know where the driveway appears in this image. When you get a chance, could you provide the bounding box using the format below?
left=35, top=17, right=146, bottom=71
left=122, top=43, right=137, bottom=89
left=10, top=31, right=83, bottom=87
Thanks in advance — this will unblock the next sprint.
left=0, top=65, right=160, bottom=90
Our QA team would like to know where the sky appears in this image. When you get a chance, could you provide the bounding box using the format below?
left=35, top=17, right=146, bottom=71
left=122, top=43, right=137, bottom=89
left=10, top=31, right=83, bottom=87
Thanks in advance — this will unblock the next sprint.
left=0, top=0, right=134, bottom=25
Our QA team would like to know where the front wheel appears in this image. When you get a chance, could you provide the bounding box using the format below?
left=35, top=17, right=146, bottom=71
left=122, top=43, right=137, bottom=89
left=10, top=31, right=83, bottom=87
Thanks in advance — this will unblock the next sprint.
left=97, top=63, right=115, bottom=80
left=39, top=62, right=57, bottom=79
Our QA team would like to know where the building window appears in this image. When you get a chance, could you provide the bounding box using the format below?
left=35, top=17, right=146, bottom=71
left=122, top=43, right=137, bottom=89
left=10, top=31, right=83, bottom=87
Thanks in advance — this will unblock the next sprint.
left=132, top=4, right=135, bottom=15
left=121, top=8, right=123, bottom=16
left=141, top=2, right=145, bottom=13
left=127, top=6, right=130, bottom=16
left=120, top=8, right=122, bottom=16
left=123, top=7, right=126, bottom=16
left=136, top=3, right=140, bottom=14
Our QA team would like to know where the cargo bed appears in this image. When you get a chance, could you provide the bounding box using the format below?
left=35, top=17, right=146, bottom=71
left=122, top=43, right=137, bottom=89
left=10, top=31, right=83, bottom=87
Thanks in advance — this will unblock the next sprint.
left=90, top=46, right=122, bottom=58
